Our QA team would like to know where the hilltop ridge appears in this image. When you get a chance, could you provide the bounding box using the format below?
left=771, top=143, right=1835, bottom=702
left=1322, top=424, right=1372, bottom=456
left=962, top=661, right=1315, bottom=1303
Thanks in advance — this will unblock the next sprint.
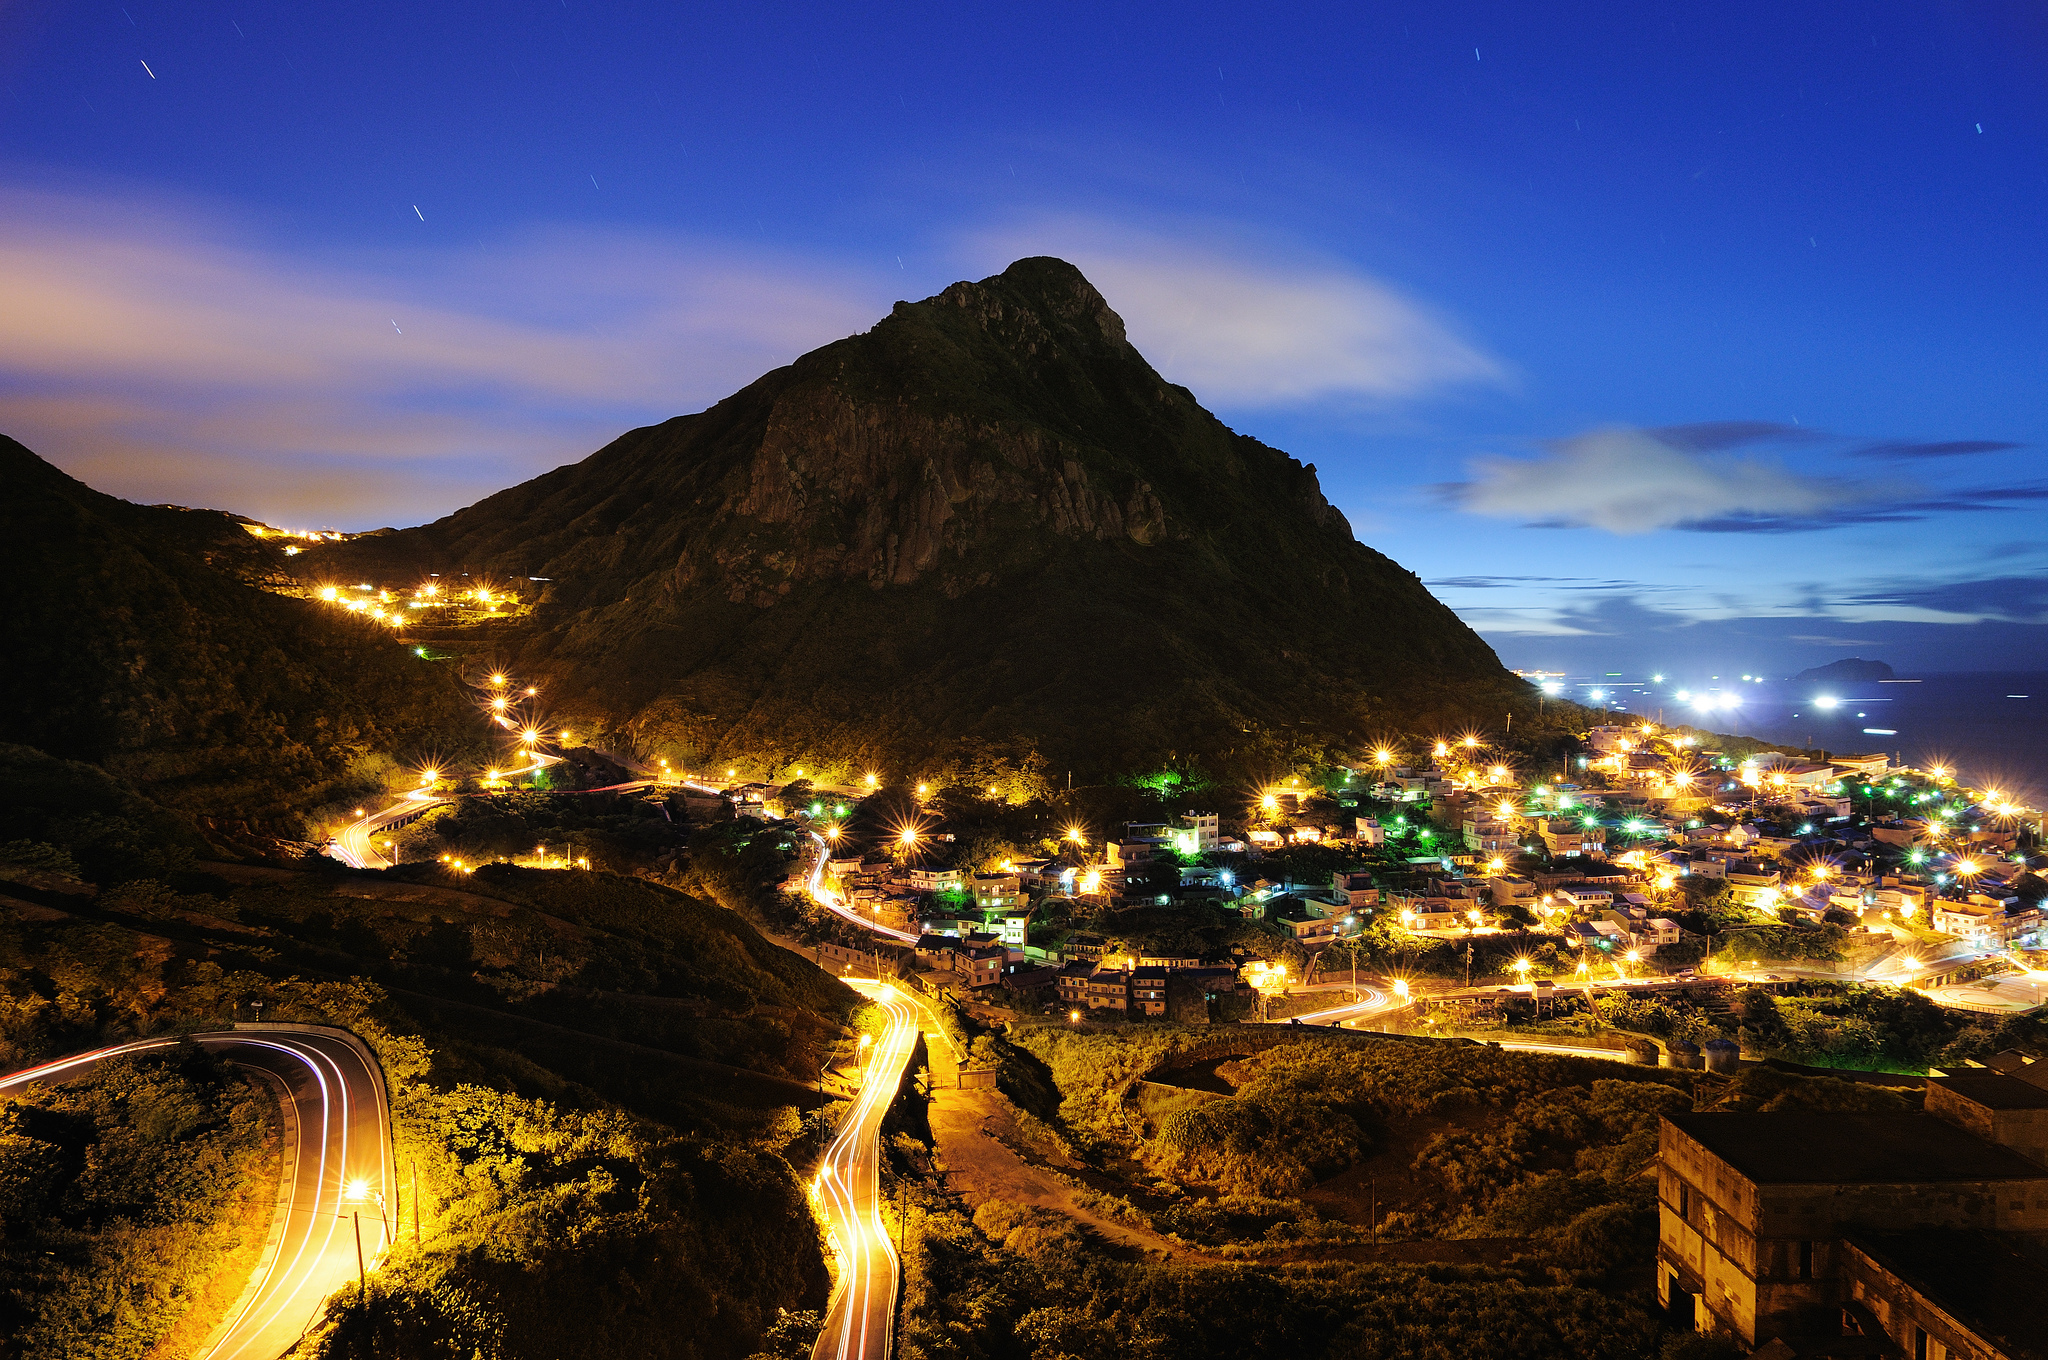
left=304, top=258, right=1526, bottom=783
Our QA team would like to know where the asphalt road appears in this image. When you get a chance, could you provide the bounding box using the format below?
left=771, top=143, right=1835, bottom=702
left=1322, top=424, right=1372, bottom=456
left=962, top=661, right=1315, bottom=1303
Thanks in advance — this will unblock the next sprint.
left=812, top=981, right=920, bottom=1360
left=1280, top=986, right=1400, bottom=1027
left=328, top=755, right=653, bottom=870
left=332, top=791, right=449, bottom=869
left=804, top=830, right=919, bottom=944
left=0, top=1025, right=396, bottom=1360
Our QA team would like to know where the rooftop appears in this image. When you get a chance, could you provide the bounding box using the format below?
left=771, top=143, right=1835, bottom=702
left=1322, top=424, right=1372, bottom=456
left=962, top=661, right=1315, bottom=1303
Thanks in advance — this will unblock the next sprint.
left=1928, top=1072, right=2048, bottom=1110
left=1665, top=1113, right=2048, bottom=1184
left=1847, top=1231, right=2048, bottom=1360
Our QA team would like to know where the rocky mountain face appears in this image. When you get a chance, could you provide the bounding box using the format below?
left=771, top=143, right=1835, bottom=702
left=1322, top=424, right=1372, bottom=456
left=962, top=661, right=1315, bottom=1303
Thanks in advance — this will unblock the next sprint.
left=306, top=258, right=1523, bottom=784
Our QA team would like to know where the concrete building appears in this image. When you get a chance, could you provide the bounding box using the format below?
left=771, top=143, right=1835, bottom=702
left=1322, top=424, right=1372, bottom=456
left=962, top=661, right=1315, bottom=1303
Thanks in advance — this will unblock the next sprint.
left=1082, top=965, right=1130, bottom=1013
left=1173, top=811, right=1221, bottom=853
left=1272, top=899, right=1339, bottom=943
left=903, top=866, right=966, bottom=894
left=1932, top=898, right=2044, bottom=948
left=1537, top=817, right=1607, bottom=858
left=1130, top=965, right=1170, bottom=1017
left=970, top=872, right=1025, bottom=911
left=1658, top=1106, right=2048, bottom=1354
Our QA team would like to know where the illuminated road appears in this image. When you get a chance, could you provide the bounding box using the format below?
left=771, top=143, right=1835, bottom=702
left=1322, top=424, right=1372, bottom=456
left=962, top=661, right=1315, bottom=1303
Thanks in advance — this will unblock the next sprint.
left=0, top=1025, right=395, bottom=1360
left=803, top=831, right=918, bottom=944
left=1282, top=986, right=1400, bottom=1027
left=328, top=756, right=653, bottom=870
left=812, top=982, right=920, bottom=1360
left=1495, top=1040, right=1631, bottom=1062
left=332, top=791, right=450, bottom=869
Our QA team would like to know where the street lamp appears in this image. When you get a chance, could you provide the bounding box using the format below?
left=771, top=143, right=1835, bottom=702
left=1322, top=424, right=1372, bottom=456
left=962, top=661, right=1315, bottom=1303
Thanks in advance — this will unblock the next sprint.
left=344, top=1176, right=372, bottom=1304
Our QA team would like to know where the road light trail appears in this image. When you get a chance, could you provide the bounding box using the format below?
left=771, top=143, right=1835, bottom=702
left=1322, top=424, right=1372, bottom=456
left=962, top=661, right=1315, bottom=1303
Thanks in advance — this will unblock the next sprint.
left=330, top=755, right=653, bottom=870
left=1285, top=986, right=1396, bottom=1026
left=332, top=791, right=450, bottom=868
left=803, top=831, right=918, bottom=944
left=812, top=982, right=919, bottom=1360
left=1, top=1026, right=394, bottom=1360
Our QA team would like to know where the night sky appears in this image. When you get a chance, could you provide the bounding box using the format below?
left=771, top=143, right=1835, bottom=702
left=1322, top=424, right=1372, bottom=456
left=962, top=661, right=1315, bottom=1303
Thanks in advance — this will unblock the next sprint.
left=4, top=1, right=2043, bottom=676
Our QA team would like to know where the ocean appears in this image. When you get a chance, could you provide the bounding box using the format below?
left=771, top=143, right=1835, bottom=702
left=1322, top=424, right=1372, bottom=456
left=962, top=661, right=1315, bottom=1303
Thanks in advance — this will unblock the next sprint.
left=1571, top=670, right=2047, bottom=798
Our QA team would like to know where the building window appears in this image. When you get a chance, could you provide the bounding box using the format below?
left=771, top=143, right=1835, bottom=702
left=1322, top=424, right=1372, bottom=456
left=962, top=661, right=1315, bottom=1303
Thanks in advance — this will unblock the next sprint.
left=1678, top=1184, right=1690, bottom=1220
left=1914, top=1326, right=1928, bottom=1360
left=1798, top=1241, right=1813, bottom=1280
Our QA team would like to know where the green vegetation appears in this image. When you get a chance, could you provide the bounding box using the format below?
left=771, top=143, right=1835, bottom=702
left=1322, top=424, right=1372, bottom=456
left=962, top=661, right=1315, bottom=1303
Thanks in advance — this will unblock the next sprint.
left=887, top=1028, right=1823, bottom=1360
left=384, top=788, right=689, bottom=872
left=0, top=1047, right=276, bottom=1360
left=0, top=744, right=868, bottom=1358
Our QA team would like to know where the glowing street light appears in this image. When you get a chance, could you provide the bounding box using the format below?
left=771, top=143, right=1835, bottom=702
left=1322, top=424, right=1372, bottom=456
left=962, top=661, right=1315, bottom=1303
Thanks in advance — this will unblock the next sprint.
left=490, top=673, right=507, bottom=686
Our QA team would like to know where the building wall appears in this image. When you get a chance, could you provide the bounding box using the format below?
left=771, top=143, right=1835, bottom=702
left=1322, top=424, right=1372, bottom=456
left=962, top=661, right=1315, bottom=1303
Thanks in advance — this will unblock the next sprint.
left=1840, top=1242, right=1984, bottom=1360
left=1657, top=1121, right=2048, bottom=1346
left=1923, top=1085, right=2048, bottom=1167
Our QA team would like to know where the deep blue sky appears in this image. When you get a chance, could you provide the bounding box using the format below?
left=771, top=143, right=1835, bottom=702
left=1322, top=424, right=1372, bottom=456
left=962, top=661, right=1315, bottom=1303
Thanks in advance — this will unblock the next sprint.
left=4, top=0, right=2044, bottom=686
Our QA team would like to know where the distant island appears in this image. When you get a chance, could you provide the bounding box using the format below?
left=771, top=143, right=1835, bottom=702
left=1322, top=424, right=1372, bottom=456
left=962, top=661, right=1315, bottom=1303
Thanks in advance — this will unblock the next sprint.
left=1792, top=657, right=1896, bottom=682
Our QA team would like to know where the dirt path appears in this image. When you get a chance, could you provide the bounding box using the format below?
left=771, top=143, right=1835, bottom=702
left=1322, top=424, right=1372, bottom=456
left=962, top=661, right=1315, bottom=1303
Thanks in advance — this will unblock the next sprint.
left=925, top=1083, right=1190, bottom=1257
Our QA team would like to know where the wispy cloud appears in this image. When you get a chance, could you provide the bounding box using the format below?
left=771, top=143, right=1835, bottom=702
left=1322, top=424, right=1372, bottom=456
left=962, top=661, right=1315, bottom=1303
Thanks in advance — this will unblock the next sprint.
left=1842, top=574, right=2048, bottom=623
left=1852, top=438, right=2022, bottom=460
left=0, top=187, right=884, bottom=525
left=1427, top=574, right=1682, bottom=592
left=1680, top=484, right=2048, bottom=533
left=963, top=218, right=1507, bottom=406
left=1440, top=425, right=1886, bottom=534
left=1649, top=420, right=1824, bottom=452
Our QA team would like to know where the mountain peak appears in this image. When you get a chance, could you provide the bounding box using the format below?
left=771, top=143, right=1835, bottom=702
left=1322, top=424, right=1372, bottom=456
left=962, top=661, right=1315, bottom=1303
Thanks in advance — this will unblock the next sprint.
left=303, top=264, right=1512, bottom=781
left=921, top=256, right=1130, bottom=350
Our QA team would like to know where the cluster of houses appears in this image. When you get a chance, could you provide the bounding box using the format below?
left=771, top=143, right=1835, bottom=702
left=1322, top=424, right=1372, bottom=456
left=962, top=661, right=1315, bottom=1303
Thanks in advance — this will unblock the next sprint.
left=794, top=732, right=2040, bottom=1016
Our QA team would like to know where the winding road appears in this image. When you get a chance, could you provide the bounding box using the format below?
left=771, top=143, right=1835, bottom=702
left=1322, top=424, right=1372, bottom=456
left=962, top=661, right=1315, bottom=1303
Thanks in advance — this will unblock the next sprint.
left=811, top=981, right=921, bottom=1360
left=0, top=1025, right=395, bottom=1360
left=328, top=755, right=654, bottom=870
left=1283, top=985, right=1399, bottom=1026
left=333, top=790, right=451, bottom=869
left=803, top=831, right=919, bottom=944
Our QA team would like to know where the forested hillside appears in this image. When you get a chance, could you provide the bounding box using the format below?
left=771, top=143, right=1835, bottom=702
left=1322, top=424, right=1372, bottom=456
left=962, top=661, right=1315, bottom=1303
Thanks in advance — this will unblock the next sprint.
left=0, top=754, right=863, bottom=1359
left=0, top=437, right=472, bottom=832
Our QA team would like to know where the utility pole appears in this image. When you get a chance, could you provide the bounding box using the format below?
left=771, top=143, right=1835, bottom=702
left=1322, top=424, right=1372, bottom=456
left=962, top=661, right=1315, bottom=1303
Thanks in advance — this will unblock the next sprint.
left=411, top=1162, right=420, bottom=1243
left=353, top=1209, right=366, bottom=1306
left=1464, top=942, right=1473, bottom=989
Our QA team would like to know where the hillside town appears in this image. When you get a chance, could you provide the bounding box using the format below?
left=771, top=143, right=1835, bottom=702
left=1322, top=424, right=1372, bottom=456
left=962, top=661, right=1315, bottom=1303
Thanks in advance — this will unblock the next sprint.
left=725, top=723, right=2046, bottom=1031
